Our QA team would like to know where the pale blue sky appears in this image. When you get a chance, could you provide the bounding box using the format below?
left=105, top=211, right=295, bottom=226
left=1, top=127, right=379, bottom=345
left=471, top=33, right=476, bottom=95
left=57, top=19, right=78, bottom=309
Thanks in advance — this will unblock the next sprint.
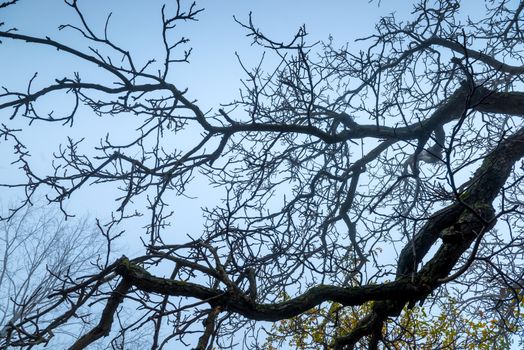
left=2, top=1, right=516, bottom=348
left=0, top=0, right=413, bottom=220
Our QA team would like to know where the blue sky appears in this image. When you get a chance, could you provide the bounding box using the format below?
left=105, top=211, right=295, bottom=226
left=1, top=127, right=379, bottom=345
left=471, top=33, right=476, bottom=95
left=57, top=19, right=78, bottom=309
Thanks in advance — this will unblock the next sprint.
left=0, top=0, right=413, bottom=221
left=2, top=1, right=516, bottom=348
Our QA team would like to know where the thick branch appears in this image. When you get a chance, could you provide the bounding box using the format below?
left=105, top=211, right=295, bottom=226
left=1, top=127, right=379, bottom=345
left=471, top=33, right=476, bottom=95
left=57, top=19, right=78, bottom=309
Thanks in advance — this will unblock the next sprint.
left=219, top=85, right=524, bottom=143
left=335, top=127, right=524, bottom=348
left=68, top=279, right=131, bottom=350
left=428, top=36, right=524, bottom=75
left=115, top=258, right=423, bottom=322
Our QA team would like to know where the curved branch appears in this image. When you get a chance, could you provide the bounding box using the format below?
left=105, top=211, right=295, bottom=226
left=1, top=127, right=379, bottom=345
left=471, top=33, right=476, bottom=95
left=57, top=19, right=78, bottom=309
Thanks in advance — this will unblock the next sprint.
left=427, top=36, right=524, bottom=75
left=0, top=31, right=131, bottom=84
left=68, top=279, right=131, bottom=350
left=335, top=127, right=524, bottom=346
left=115, top=258, right=423, bottom=322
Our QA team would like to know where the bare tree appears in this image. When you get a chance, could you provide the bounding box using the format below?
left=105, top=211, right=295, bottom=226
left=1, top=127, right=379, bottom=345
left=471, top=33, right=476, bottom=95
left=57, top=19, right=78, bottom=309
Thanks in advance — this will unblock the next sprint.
left=1, top=0, right=524, bottom=349
left=0, top=202, right=104, bottom=348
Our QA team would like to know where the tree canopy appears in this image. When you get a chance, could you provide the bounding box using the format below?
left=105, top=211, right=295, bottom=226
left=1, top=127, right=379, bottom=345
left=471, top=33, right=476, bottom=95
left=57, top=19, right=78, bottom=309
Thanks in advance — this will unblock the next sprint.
left=1, top=0, right=524, bottom=349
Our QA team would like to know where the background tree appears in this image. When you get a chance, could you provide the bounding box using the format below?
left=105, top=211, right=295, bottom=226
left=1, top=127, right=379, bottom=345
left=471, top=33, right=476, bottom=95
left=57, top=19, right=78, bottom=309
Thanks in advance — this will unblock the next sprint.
left=1, top=0, right=524, bottom=349
left=0, top=203, right=105, bottom=348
